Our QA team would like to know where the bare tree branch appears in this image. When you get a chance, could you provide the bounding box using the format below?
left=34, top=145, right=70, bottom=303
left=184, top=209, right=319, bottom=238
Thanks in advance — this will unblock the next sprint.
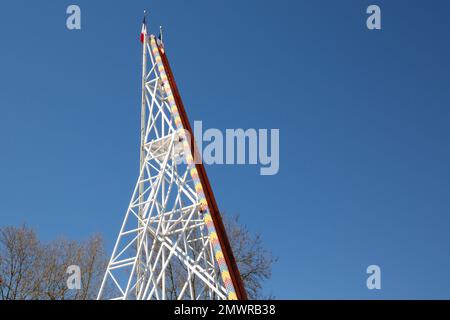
left=0, top=226, right=109, bottom=300
left=0, top=214, right=275, bottom=300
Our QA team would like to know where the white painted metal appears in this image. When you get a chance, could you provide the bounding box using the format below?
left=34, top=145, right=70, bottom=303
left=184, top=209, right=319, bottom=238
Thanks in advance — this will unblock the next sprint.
left=97, top=35, right=227, bottom=300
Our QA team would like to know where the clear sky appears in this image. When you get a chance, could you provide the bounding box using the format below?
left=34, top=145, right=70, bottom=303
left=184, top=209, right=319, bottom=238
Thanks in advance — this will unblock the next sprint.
left=1, top=0, right=450, bottom=299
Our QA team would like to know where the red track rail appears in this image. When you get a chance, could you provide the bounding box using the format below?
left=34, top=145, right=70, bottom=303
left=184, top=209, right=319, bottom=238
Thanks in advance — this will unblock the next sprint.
left=157, top=44, right=248, bottom=300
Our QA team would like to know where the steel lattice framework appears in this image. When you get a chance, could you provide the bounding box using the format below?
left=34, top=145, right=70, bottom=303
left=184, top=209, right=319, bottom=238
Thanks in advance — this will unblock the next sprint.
left=97, top=31, right=247, bottom=300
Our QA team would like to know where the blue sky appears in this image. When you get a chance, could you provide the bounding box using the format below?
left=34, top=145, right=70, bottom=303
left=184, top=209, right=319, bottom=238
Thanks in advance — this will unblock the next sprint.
left=1, top=0, right=450, bottom=299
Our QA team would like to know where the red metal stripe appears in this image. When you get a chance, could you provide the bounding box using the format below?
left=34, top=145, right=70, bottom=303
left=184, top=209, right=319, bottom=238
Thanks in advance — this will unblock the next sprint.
left=157, top=44, right=248, bottom=300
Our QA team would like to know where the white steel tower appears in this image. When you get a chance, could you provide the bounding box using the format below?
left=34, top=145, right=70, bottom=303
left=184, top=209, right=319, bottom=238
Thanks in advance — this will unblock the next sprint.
left=97, top=18, right=247, bottom=300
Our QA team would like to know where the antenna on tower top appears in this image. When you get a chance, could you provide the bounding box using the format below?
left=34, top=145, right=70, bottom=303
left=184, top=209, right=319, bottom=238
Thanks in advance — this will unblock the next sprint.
left=158, top=26, right=164, bottom=43
left=140, top=10, right=148, bottom=43
left=143, top=9, right=148, bottom=24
